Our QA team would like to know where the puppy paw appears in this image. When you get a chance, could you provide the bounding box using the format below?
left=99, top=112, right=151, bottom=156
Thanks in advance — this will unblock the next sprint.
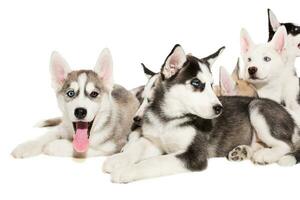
left=43, top=140, right=73, bottom=157
left=110, top=166, right=136, bottom=183
left=11, top=141, right=43, bottom=158
left=277, top=155, right=296, bottom=166
left=103, top=153, right=132, bottom=174
left=227, top=145, right=251, bottom=161
left=252, top=148, right=282, bottom=165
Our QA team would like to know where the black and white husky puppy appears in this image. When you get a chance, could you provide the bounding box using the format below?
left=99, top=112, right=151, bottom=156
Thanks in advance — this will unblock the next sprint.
left=103, top=45, right=299, bottom=183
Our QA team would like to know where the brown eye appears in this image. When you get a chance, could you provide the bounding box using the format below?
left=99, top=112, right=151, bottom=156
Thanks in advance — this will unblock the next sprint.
left=90, top=91, right=99, bottom=98
left=263, top=56, right=271, bottom=62
left=248, top=57, right=252, bottom=62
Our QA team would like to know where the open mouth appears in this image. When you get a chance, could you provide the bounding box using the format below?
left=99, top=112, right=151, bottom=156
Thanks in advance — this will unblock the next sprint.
left=72, top=120, right=94, bottom=153
left=249, top=76, right=267, bottom=81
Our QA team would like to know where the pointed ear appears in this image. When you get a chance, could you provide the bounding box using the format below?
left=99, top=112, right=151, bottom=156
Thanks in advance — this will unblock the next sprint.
left=240, top=28, right=254, bottom=54
left=231, top=58, right=240, bottom=81
left=219, top=66, right=236, bottom=96
left=268, top=9, right=280, bottom=31
left=50, top=51, right=71, bottom=90
left=94, top=48, right=114, bottom=90
left=161, top=44, right=186, bottom=79
left=141, top=63, right=156, bottom=79
left=202, top=46, right=225, bottom=67
left=270, top=26, right=287, bottom=54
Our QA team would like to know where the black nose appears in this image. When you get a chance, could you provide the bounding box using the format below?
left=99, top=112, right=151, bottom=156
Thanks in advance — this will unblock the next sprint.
left=248, top=67, right=257, bottom=75
left=213, top=104, right=223, bottom=115
left=74, top=107, right=87, bottom=119
left=133, top=116, right=142, bottom=125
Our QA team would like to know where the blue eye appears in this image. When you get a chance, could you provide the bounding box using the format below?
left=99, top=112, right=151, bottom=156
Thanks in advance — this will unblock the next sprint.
left=191, top=78, right=205, bottom=91
left=66, top=90, right=75, bottom=98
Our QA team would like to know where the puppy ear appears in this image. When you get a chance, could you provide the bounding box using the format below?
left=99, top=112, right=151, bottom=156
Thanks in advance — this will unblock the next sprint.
left=270, top=26, right=287, bottom=54
left=94, top=48, right=114, bottom=90
left=240, top=28, right=254, bottom=54
left=231, top=58, right=240, bottom=81
left=50, top=51, right=71, bottom=90
left=219, top=66, right=236, bottom=96
left=202, top=46, right=225, bottom=68
left=268, top=9, right=280, bottom=31
left=141, top=63, right=156, bottom=79
left=161, top=44, right=186, bottom=79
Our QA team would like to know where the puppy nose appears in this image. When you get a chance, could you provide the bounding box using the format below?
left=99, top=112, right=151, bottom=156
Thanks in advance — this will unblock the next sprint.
left=213, top=104, right=223, bottom=115
left=248, top=67, right=257, bottom=75
left=74, top=107, right=87, bottom=119
left=133, top=116, right=142, bottom=125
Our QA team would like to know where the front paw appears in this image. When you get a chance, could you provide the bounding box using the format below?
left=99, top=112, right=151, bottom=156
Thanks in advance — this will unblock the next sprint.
left=252, top=148, right=280, bottom=165
left=111, top=166, right=136, bottom=183
left=43, top=140, right=73, bottom=157
left=11, top=141, right=43, bottom=158
left=227, top=145, right=251, bottom=161
left=102, top=153, right=132, bottom=174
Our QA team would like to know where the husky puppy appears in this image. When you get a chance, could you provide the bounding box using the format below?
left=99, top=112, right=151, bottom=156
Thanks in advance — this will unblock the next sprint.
left=214, top=59, right=257, bottom=97
left=102, top=45, right=299, bottom=183
left=12, top=49, right=139, bottom=158
left=268, top=9, right=300, bottom=60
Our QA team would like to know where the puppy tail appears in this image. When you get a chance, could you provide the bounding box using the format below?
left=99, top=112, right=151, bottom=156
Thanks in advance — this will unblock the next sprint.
left=34, top=117, right=62, bottom=128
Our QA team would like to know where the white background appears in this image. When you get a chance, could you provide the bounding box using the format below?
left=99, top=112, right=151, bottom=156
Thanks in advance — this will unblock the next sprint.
left=1, top=0, right=300, bottom=199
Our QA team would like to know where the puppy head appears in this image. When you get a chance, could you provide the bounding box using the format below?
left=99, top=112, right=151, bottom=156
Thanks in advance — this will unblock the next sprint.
left=241, top=26, right=287, bottom=84
left=268, top=9, right=300, bottom=57
left=160, top=45, right=224, bottom=119
left=50, top=49, right=114, bottom=152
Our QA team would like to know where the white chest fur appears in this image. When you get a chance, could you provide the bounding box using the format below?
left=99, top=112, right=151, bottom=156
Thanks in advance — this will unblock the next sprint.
left=142, top=112, right=196, bottom=154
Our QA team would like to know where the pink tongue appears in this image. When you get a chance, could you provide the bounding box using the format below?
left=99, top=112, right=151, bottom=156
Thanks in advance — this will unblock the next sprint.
left=73, top=122, right=89, bottom=153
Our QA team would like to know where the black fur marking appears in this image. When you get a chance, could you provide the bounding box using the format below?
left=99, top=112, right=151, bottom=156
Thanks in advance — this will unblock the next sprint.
left=141, top=63, right=156, bottom=77
left=249, top=98, right=295, bottom=146
left=268, top=9, right=300, bottom=41
left=201, top=46, right=225, bottom=72
left=177, top=133, right=208, bottom=171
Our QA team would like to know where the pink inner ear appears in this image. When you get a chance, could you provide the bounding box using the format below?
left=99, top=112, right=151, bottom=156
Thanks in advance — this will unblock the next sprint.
left=169, top=55, right=179, bottom=68
left=275, top=33, right=285, bottom=53
left=98, top=58, right=113, bottom=87
left=241, top=37, right=249, bottom=53
left=221, top=69, right=235, bottom=95
left=56, top=64, right=66, bottom=84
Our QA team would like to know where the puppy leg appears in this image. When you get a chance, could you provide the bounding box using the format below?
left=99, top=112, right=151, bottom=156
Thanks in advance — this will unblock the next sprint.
left=228, top=140, right=264, bottom=162
left=11, top=126, right=69, bottom=158
left=250, top=109, right=291, bottom=165
left=43, top=139, right=74, bottom=157
left=86, top=140, right=118, bottom=157
left=110, top=153, right=190, bottom=183
left=103, top=137, right=162, bottom=173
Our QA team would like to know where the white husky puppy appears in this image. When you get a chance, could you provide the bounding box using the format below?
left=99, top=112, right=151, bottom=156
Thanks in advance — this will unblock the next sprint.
left=12, top=49, right=139, bottom=158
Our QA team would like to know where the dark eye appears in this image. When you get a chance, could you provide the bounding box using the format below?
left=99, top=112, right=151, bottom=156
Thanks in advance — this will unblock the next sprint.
left=191, top=78, right=205, bottom=91
left=66, top=90, right=75, bottom=98
left=147, top=98, right=151, bottom=103
left=90, top=91, right=99, bottom=98
left=263, top=56, right=271, bottom=62
left=248, top=57, right=252, bottom=62
left=297, top=43, right=300, bottom=49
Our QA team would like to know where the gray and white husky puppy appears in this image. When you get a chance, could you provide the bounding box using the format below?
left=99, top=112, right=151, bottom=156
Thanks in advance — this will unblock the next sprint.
left=102, top=45, right=299, bottom=183
left=12, top=49, right=139, bottom=158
